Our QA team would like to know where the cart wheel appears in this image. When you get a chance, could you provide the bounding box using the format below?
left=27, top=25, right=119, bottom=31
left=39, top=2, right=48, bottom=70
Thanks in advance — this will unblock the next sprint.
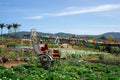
left=37, top=54, right=52, bottom=69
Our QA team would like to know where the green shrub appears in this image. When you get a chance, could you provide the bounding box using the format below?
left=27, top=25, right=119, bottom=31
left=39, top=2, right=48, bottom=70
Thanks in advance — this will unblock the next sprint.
left=0, top=69, right=20, bottom=79
left=6, top=51, right=16, bottom=60
left=48, top=44, right=59, bottom=48
left=0, top=66, right=6, bottom=70
left=85, top=43, right=95, bottom=49
left=110, top=46, right=120, bottom=53
left=99, top=54, right=120, bottom=65
left=7, top=42, right=18, bottom=48
left=77, top=42, right=84, bottom=47
left=12, top=65, right=26, bottom=73
left=98, top=46, right=106, bottom=51
left=71, top=54, right=81, bottom=59
left=99, top=54, right=105, bottom=60
left=0, top=48, right=4, bottom=57
left=21, top=57, right=30, bottom=62
left=0, top=47, right=3, bottom=54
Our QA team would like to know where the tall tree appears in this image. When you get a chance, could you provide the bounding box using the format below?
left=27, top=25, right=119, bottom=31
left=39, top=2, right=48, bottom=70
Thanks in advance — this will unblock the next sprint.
left=13, top=23, right=21, bottom=38
left=7, top=24, right=12, bottom=38
left=0, top=23, right=5, bottom=39
left=100, top=36, right=106, bottom=40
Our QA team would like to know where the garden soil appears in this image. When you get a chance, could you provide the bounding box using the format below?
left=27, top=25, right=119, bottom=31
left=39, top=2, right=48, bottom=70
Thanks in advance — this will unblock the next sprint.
left=2, top=61, right=27, bottom=68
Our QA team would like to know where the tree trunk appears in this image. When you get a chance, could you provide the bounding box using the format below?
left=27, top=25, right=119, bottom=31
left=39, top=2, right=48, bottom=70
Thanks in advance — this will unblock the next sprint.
left=14, top=28, right=16, bottom=38
left=8, top=29, right=10, bottom=38
left=1, top=28, right=3, bottom=39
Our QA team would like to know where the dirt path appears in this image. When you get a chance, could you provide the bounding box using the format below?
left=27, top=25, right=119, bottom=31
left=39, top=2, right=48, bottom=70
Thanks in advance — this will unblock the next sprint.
left=1, top=61, right=27, bottom=68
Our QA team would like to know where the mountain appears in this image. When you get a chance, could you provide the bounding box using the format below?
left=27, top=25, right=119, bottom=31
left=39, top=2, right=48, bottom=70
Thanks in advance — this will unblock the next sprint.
left=100, top=32, right=120, bottom=39
left=2, top=31, right=120, bottom=40
left=55, top=32, right=76, bottom=38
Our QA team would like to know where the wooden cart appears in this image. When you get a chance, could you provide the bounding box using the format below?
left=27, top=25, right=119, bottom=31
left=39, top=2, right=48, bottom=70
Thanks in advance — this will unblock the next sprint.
left=33, top=43, right=60, bottom=69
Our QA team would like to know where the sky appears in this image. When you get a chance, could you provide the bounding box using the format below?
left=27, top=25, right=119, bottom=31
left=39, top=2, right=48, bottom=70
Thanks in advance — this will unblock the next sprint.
left=0, top=0, right=120, bottom=35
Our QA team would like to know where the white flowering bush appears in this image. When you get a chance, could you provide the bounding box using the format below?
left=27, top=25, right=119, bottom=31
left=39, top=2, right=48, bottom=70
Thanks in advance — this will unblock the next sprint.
left=58, top=48, right=106, bottom=58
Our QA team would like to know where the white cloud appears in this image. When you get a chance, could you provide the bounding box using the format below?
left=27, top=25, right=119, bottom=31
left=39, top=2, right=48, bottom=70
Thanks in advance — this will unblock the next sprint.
left=22, top=16, right=43, bottom=19
left=45, top=4, right=120, bottom=16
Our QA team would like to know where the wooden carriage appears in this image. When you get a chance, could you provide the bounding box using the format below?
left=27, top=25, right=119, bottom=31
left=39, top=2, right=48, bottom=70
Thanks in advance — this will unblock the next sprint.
left=33, top=43, right=60, bottom=69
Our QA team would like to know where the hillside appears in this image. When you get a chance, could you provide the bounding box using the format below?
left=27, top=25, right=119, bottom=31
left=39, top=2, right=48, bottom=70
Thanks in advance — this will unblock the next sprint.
left=2, top=31, right=120, bottom=39
left=100, top=32, right=120, bottom=39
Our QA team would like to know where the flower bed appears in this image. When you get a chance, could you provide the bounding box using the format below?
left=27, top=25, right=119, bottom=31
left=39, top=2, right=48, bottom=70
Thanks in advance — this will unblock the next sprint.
left=59, top=48, right=106, bottom=58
